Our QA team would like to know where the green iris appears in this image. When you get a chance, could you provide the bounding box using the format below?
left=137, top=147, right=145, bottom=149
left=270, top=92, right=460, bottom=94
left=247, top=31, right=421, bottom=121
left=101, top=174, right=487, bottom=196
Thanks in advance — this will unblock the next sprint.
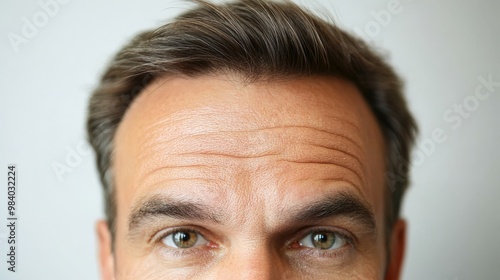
left=311, top=232, right=336, bottom=249
left=173, top=231, right=198, bottom=248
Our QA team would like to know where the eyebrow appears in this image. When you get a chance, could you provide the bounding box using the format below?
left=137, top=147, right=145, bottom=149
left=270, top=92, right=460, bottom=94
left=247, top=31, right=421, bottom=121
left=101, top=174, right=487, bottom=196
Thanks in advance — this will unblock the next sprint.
left=128, top=195, right=221, bottom=235
left=128, top=191, right=376, bottom=238
left=286, top=192, right=377, bottom=232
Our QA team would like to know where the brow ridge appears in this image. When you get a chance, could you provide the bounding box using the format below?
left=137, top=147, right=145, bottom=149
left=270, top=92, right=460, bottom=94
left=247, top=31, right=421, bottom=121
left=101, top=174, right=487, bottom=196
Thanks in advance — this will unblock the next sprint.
left=128, top=196, right=221, bottom=233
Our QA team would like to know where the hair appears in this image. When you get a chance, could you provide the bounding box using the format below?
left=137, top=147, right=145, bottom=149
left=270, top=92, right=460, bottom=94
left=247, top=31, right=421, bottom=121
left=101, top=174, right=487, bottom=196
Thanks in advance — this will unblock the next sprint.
left=87, top=0, right=417, bottom=247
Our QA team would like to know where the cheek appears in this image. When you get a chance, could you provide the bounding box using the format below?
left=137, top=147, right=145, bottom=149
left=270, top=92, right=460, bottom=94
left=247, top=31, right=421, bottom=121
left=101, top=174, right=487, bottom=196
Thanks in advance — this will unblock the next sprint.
left=351, top=255, right=384, bottom=279
left=115, top=261, right=174, bottom=280
left=114, top=246, right=200, bottom=280
left=282, top=254, right=382, bottom=279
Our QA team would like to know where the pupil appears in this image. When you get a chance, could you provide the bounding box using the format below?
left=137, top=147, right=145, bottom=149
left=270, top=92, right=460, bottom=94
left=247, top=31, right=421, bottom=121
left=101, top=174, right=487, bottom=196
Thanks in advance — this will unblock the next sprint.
left=173, top=231, right=196, bottom=248
left=178, top=232, right=189, bottom=241
left=312, top=232, right=335, bottom=249
left=314, top=233, right=327, bottom=243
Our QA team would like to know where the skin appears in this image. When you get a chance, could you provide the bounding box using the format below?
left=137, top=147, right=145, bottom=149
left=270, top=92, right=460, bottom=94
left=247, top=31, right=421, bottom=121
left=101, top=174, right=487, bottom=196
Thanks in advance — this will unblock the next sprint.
left=97, top=74, right=406, bottom=279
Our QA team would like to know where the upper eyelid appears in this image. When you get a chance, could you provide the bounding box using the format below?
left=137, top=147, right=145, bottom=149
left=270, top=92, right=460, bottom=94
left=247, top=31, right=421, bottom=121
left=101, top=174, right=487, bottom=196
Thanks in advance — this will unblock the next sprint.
left=151, top=226, right=207, bottom=245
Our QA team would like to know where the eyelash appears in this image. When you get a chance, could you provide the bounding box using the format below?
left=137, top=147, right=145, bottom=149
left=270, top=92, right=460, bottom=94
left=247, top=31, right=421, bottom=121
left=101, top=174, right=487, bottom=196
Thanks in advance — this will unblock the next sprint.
left=152, top=226, right=213, bottom=256
left=152, top=226, right=356, bottom=259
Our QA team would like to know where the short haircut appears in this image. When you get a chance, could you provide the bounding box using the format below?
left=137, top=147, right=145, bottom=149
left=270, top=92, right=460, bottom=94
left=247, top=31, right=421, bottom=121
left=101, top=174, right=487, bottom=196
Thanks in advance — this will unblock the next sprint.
left=87, top=0, right=417, bottom=245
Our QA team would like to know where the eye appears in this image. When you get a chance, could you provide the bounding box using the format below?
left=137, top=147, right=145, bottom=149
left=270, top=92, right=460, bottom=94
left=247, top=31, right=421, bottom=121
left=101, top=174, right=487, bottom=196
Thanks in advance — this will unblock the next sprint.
left=161, top=230, right=209, bottom=249
left=298, top=231, right=348, bottom=250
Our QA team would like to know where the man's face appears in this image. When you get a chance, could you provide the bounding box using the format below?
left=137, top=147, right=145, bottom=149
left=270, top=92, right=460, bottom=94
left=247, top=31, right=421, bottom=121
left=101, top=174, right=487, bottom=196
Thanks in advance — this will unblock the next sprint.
left=99, top=74, right=398, bottom=279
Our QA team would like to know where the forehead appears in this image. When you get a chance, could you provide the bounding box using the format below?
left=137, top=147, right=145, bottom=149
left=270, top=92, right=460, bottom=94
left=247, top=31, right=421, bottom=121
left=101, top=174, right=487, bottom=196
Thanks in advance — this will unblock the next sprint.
left=114, top=74, right=386, bottom=224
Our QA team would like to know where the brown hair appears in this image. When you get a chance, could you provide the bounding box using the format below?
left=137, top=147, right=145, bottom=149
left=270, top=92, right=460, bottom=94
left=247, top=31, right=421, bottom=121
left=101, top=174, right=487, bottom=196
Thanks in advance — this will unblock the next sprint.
left=87, top=0, right=417, bottom=245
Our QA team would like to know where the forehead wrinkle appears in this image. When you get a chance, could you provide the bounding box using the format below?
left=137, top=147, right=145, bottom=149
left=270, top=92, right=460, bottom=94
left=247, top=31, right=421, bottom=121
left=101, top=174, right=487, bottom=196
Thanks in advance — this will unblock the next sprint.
left=309, top=178, right=365, bottom=197
left=128, top=99, right=366, bottom=155
left=132, top=123, right=368, bottom=191
left=135, top=124, right=364, bottom=161
left=120, top=77, right=376, bottom=184
left=131, top=175, right=230, bottom=211
left=274, top=153, right=366, bottom=193
left=137, top=164, right=219, bottom=189
left=122, top=74, right=373, bottom=158
left=306, top=142, right=363, bottom=169
left=277, top=159, right=364, bottom=188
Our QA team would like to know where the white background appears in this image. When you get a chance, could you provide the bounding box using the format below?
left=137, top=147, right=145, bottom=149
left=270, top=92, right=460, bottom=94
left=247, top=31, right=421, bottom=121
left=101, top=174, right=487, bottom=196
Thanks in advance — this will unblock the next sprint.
left=0, top=0, right=499, bottom=279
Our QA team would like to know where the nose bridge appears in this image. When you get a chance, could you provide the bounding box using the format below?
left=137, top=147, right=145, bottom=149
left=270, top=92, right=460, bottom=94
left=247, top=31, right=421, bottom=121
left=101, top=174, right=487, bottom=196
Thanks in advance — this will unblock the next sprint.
left=212, top=157, right=286, bottom=280
left=216, top=241, right=284, bottom=280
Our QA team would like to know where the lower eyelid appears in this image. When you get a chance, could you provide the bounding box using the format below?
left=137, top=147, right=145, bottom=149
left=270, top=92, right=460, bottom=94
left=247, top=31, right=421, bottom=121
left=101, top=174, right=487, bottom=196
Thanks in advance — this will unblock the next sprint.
left=287, top=227, right=357, bottom=254
left=310, top=245, right=354, bottom=261
left=156, top=237, right=210, bottom=258
left=289, top=241, right=355, bottom=262
left=158, top=245, right=203, bottom=258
